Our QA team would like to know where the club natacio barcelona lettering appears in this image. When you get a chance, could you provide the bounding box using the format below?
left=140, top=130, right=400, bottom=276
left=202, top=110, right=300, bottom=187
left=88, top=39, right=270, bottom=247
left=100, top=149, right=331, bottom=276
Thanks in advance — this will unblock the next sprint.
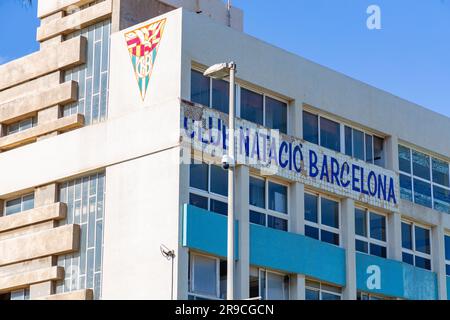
left=181, top=103, right=399, bottom=212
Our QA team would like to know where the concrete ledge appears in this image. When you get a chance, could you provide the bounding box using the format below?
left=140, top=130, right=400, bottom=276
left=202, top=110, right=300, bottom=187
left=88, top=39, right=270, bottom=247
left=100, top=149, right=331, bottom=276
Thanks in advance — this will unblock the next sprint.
left=0, top=266, right=63, bottom=293
left=0, top=224, right=80, bottom=266
left=0, top=203, right=67, bottom=233
left=0, top=81, right=78, bottom=124
left=0, top=114, right=85, bottom=152
left=0, top=37, right=86, bottom=91
left=36, top=289, right=94, bottom=300
left=37, top=0, right=112, bottom=42
left=38, top=0, right=97, bottom=18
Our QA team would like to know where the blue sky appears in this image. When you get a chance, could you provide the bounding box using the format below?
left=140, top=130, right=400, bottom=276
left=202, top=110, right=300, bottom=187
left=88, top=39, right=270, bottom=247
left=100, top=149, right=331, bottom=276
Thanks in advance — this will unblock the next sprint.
left=1, top=0, right=449, bottom=117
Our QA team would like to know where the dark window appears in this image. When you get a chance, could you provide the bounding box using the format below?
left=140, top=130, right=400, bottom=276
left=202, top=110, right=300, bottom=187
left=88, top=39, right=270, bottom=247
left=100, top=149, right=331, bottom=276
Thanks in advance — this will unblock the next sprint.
left=413, top=179, right=432, bottom=208
left=268, top=216, right=288, bottom=232
left=305, top=225, right=319, bottom=240
left=373, top=136, right=385, bottom=167
left=320, top=117, right=340, bottom=152
left=210, top=165, right=228, bottom=196
left=304, top=193, right=318, bottom=223
left=365, top=134, right=373, bottom=163
left=241, top=88, right=263, bottom=125
left=412, top=150, right=430, bottom=180
left=265, top=97, right=287, bottom=134
left=370, top=212, right=386, bottom=242
left=268, top=182, right=287, bottom=214
left=212, top=79, right=229, bottom=114
left=370, top=243, right=387, bottom=258
left=398, top=145, right=411, bottom=173
left=303, top=111, right=318, bottom=144
left=401, top=223, right=413, bottom=250
left=189, top=193, right=208, bottom=210
left=249, top=177, right=265, bottom=208
left=415, top=226, right=431, bottom=255
left=250, top=210, right=266, bottom=226
left=345, top=126, right=352, bottom=156
left=189, top=163, right=208, bottom=191
left=356, top=240, right=369, bottom=253
left=191, top=70, right=210, bottom=107
left=432, top=158, right=449, bottom=187
left=321, top=230, right=340, bottom=246
left=400, top=174, right=413, bottom=201
left=353, top=129, right=365, bottom=161
left=355, top=208, right=367, bottom=237
left=210, top=199, right=228, bottom=216
left=321, top=198, right=339, bottom=229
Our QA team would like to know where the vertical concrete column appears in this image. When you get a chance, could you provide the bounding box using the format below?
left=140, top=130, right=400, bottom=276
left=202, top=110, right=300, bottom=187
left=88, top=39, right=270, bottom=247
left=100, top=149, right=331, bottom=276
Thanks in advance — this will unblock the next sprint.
left=0, top=199, right=4, bottom=217
left=234, top=165, right=250, bottom=299
left=290, top=275, right=306, bottom=300
left=387, top=212, right=402, bottom=261
left=29, top=183, right=59, bottom=299
left=176, top=160, right=190, bottom=300
left=432, top=219, right=447, bottom=300
left=385, top=135, right=399, bottom=172
left=341, top=198, right=356, bottom=300
left=288, top=100, right=303, bottom=139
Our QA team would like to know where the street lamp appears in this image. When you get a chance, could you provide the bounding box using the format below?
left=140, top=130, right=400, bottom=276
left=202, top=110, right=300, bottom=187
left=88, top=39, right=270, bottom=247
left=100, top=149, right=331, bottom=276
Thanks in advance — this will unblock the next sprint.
left=204, top=62, right=237, bottom=300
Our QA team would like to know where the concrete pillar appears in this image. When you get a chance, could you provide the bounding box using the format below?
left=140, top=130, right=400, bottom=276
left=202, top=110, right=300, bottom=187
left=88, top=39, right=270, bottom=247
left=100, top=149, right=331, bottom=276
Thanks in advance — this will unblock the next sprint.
left=234, top=165, right=250, bottom=299
left=288, top=100, right=303, bottom=139
left=0, top=199, right=3, bottom=217
left=388, top=212, right=402, bottom=261
left=34, top=183, right=58, bottom=207
left=385, top=135, right=399, bottom=172
left=176, top=161, right=190, bottom=300
left=288, top=182, right=305, bottom=299
left=432, top=220, right=447, bottom=300
left=341, top=198, right=356, bottom=300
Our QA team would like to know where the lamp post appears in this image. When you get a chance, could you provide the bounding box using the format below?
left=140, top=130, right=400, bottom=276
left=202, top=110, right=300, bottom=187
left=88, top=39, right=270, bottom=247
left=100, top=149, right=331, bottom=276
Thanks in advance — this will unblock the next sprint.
left=204, top=62, right=237, bottom=300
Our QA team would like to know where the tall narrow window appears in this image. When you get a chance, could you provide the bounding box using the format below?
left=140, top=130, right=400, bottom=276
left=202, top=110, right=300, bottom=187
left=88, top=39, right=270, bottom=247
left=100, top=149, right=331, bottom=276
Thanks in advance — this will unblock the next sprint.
left=303, top=111, right=318, bottom=144
left=320, top=117, right=340, bottom=152
left=188, top=253, right=226, bottom=300
left=445, top=234, right=450, bottom=276
left=355, top=208, right=387, bottom=258
left=241, top=88, right=264, bottom=126
left=265, top=97, right=287, bottom=134
left=191, top=69, right=210, bottom=107
left=401, top=221, right=431, bottom=270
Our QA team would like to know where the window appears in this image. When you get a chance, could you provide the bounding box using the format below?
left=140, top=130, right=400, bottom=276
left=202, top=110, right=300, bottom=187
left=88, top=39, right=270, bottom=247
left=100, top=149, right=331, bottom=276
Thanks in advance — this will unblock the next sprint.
left=188, top=253, right=226, bottom=300
left=401, top=221, right=432, bottom=270
left=399, top=145, right=450, bottom=213
left=345, top=126, right=385, bottom=166
left=302, top=111, right=341, bottom=153
left=189, top=161, right=228, bottom=216
left=249, top=267, right=289, bottom=300
left=304, top=193, right=340, bottom=246
left=191, top=69, right=210, bottom=107
left=355, top=209, right=387, bottom=258
left=57, top=172, right=105, bottom=299
left=305, top=280, right=341, bottom=300
left=357, top=292, right=389, bottom=300
left=249, top=176, right=288, bottom=232
left=63, top=20, right=111, bottom=124
left=6, top=117, right=36, bottom=136
left=4, top=193, right=34, bottom=216
left=0, top=289, right=30, bottom=301
left=445, top=234, right=450, bottom=276
left=241, top=88, right=288, bottom=134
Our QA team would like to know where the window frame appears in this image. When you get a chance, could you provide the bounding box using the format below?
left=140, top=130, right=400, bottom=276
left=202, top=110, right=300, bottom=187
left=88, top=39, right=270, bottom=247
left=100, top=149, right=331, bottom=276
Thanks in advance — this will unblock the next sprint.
left=188, top=252, right=222, bottom=300
left=354, top=207, right=388, bottom=258
left=6, top=117, right=37, bottom=136
left=304, top=191, right=341, bottom=247
left=249, top=175, right=290, bottom=232
left=401, top=220, right=433, bottom=271
left=3, top=193, right=35, bottom=216
left=188, top=160, right=229, bottom=215
left=250, top=267, right=290, bottom=300
left=344, top=124, right=385, bottom=166
left=305, top=279, right=342, bottom=300
left=398, top=144, right=450, bottom=213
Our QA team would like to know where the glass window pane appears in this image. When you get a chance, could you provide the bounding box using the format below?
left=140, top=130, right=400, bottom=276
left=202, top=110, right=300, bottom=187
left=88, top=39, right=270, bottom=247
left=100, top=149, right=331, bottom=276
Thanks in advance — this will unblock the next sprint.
left=433, top=185, right=450, bottom=214
left=356, top=239, right=369, bottom=254
left=268, top=216, right=288, bottom=232
left=353, top=129, right=365, bottom=161
left=345, top=126, right=352, bottom=156
left=212, top=79, right=229, bottom=114
left=402, top=252, right=414, bottom=265
left=445, top=235, right=450, bottom=261
left=303, top=111, right=318, bottom=144
left=268, top=182, right=287, bottom=214
left=322, top=292, right=341, bottom=300
left=355, top=208, right=367, bottom=237
left=22, top=194, right=34, bottom=212
left=320, top=117, right=340, bottom=152
left=249, top=177, right=265, bottom=208
left=267, top=272, right=287, bottom=300
left=400, top=174, right=413, bottom=201
left=219, top=261, right=227, bottom=299
left=370, top=243, right=387, bottom=258
left=432, top=158, right=449, bottom=187
left=190, top=163, right=208, bottom=191
left=305, top=288, right=320, bottom=300
left=241, top=88, right=263, bottom=125
left=5, top=198, right=21, bottom=215
left=373, top=136, right=385, bottom=167
left=210, top=199, right=228, bottom=216
left=398, top=145, right=411, bottom=173
left=250, top=210, right=266, bottom=226
left=321, top=198, right=339, bottom=228
left=415, top=256, right=431, bottom=270
left=191, top=70, right=210, bottom=107
left=413, top=179, right=432, bottom=208
left=415, top=226, right=431, bottom=254
left=402, top=222, right=413, bottom=250
left=321, top=229, right=339, bottom=246
left=412, top=150, right=430, bottom=180
left=189, top=193, right=208, bottom=210
left=192, top=255, right=217, bottom=296
left=249, top=273, right=260, bottom=298
left=210, top=165, right=228, bottom=196
left=305, top=225, right=319, bottom=240
left=370, top=212, right=386, bottom=242
left=265, top=97, right=287, bottom=134
left=447, top=265, right=450, bottom=277
left=365, top=134, right=373, bottom=163
left=304, top=193, right=318, bottom=223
